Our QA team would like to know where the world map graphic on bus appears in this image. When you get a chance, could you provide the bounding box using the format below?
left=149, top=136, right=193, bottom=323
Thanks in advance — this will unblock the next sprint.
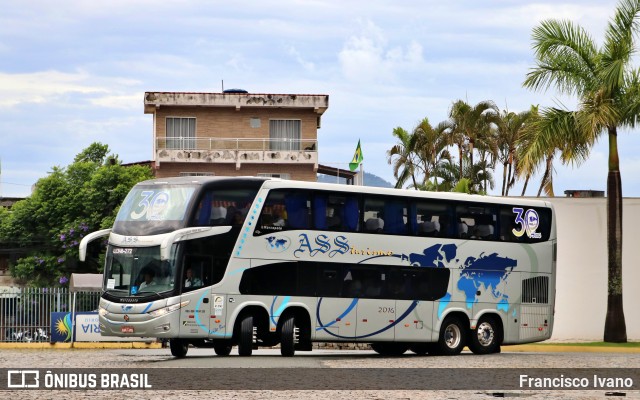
left=398, top=244, right=517, bottom=312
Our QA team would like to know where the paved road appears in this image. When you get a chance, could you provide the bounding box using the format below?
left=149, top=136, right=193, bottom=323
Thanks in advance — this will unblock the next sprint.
left=1, top=348, right=639, bottom=399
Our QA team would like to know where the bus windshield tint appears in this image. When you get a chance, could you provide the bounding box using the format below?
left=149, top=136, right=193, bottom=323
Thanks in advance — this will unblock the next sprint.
left=113, top=185, right=197, bottom=235
left=103, top=245, right=176, bottom=295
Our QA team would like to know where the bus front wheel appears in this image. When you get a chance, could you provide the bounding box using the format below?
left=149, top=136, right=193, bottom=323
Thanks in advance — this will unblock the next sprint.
left=237, top=315, right=255, bottom=356
left=280, top=315, right=298, bottom=357
left=169, top=339, right=188, bottom=358
left=469, top=315, right=501, bottom=354
left=435, top=316, right=466, bottom=355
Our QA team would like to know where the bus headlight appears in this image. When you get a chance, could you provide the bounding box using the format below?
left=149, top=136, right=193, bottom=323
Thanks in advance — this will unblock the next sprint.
left=148, top=301, right=190, bottom=318
left=98, top=307, right=109, bottom=317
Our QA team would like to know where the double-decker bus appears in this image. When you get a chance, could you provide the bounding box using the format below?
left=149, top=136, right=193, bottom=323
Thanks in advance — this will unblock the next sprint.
left=80, top=176, right=556, bottom=357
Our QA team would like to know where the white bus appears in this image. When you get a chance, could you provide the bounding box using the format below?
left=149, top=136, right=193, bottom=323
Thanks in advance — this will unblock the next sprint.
left=80, top=176, right=556, bottom=357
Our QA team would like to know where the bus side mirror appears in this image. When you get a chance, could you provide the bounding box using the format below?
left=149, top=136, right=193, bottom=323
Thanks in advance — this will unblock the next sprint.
left=79, top=229, right=112, bottom=261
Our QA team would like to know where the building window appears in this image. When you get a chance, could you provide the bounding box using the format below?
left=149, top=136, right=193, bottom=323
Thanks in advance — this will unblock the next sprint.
left=257, top=173, right=291, bottom=180
left=178, top=172, right=215, bottom=177
left=269, top=120, right=300, bottom=151
left=250, top=118, right=261, bottom=128
left=166, top=117, right=196, bottom=149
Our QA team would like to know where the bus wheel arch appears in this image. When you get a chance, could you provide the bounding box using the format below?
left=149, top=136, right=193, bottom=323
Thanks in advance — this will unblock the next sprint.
left=434, top=312, right=469, bottom=356
left=233, top=305, right=270, bottom=356
left=469, top=313, right=503, bottom=354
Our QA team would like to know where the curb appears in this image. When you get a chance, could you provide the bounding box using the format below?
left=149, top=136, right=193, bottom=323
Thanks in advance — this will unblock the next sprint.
left=0, top=342, right=162, bottom=349
left=0, top=342, right=637, bottom=353
left=503, top=344, right=640, bottom=353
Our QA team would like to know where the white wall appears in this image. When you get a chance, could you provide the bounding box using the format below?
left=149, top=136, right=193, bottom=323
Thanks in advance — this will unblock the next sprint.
left=545, top=197, right=640, bottom=341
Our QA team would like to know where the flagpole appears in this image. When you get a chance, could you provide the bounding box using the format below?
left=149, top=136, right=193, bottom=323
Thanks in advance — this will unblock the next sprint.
left=359, top=163, right=363, bottom=186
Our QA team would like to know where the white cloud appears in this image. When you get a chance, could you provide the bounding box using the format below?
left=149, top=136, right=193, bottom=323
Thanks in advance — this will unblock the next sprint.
left=339, top=20, right=425, bottom=83
left=0, top=70, right=144, bottom=109
left=0, top=70, right=107, bottom=107
left=89, top=93, right=142, bottom=110
left=287, top=46, right=315, bottom=72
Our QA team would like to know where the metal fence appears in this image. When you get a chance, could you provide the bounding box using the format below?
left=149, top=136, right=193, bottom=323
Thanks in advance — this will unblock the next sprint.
left=0, top=287, right=101, bottom=342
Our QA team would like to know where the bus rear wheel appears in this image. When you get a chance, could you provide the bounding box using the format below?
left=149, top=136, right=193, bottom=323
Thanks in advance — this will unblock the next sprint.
left=214, top=342, right=233, bottom=356
left=237, top=315, right=255, bottom=357
left=371, top=343, right=408, bottom=356
left=469, top=315, right=501, bottom=354
left=280, top=315, right=298, bottom=357
left=435, top=316, right=466, bottom=356
left=169, top=339, right=188, bottom=358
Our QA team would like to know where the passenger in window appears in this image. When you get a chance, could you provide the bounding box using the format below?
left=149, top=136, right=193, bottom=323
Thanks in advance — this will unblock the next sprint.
left=184, top=267, right=203, bottom=288
left=210, top=205, right=227, bottom=225
left=139, top=267, right=157, bottom=290
left=231, top=211, right=245, bottom=225
left=272, top=209, right=285, bottom=227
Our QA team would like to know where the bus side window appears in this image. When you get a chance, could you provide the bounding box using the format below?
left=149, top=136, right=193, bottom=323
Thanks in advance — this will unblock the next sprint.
left=324, top=194, right=359, bottom=232
left=414, top=200, right=450, bottom=238
left=317, top=265, right=342, bottom=297
left=257, top=190, right=311, bottom=232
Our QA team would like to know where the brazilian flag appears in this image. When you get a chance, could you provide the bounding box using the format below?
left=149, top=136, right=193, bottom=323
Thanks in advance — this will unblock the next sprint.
left=349, top=140, right=363, bottom=171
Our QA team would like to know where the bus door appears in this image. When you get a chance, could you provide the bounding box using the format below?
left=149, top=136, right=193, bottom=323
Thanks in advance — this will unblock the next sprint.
left=314, top=265, right=357, bottom=341
left=179, top=254, right=216, bottom=338
left=392, top=268, right=438, bottom=343
left=353, top=267, right=395, bottom=341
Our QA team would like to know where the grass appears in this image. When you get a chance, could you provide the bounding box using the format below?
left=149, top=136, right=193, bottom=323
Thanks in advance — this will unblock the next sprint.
left=538, top=341, right=640, bottom=348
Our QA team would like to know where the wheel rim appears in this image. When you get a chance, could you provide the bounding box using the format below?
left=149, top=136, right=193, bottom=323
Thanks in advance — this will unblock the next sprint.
left=444, top=323, right=461, bottom=349
left=476, top=321, right=495, bottom=347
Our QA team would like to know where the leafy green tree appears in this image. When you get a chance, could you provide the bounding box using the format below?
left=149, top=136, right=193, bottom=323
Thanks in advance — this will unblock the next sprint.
left=0, top=143, right=153, bottom=286
left=523, top=0, right=640, bottom=342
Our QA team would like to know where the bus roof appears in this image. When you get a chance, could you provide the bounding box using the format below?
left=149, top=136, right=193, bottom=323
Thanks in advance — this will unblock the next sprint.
left=135, top=176, right=552, bottom=209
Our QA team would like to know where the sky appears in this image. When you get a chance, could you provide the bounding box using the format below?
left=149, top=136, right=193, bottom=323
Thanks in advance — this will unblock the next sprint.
left=1, top=0, right=639, bottom=198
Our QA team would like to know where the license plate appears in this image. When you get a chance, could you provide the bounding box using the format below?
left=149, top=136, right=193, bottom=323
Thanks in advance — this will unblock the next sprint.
left=121, top=326, right=134, bottom=334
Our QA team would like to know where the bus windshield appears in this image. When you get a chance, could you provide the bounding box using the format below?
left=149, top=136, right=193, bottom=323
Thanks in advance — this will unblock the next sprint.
left=103, top=245, right=176, bottom=295
left=113, top=185, right=197, bottom=235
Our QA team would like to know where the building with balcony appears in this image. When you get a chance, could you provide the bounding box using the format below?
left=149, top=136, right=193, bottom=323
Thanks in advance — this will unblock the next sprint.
left=144, top=91, right=332, bottom=181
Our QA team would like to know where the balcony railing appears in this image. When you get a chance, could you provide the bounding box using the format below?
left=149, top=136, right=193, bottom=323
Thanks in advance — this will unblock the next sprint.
left=157, top=137, right=317, bottom=152
left=155, top=137, right=318, bottom=167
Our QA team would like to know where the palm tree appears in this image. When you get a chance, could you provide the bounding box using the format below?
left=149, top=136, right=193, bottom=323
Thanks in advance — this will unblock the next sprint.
left=495, top=106, right=537, bottom=196
left=412, top=118, right=452, bottom=190
left=516, top=108, right=589, bottom=197
left=523, top=0, right=640, bottom=342
left=387, top=127, right=420, bottom=189
left=430, top=157, right=491, bottom=194
left=448, top=100, right=499, bottom=180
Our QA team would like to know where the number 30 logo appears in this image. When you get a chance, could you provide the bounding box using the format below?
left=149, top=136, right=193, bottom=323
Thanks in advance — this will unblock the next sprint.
left=130, top=190, right=170, bottom=220
left=512, top=208, right=542, bottom=239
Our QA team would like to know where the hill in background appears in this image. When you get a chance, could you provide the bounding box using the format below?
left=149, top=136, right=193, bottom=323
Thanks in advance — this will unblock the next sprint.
left=317, top=171, right=393, bottom=188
